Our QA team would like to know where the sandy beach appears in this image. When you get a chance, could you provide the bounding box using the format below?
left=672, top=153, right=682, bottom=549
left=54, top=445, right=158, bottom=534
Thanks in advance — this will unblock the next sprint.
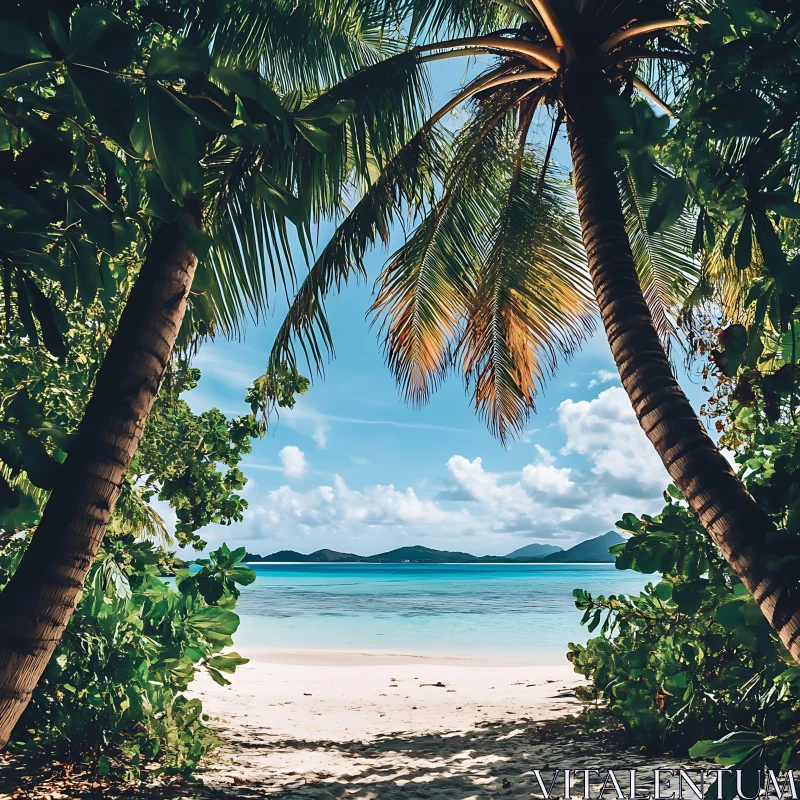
left=194, top=649, right=702, bottom=799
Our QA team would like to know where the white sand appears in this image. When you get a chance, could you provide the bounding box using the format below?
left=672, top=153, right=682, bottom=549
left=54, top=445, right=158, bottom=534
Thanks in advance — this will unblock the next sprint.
left=194, top=650, right=702, bottom=799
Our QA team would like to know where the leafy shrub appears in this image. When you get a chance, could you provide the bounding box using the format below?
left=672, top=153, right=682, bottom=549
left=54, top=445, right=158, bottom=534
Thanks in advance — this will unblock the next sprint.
left=569, top=316, right=800, bottom=774
left=2, top=534, right=254, bottom=779
left=569, top=495, right=798, bottom=760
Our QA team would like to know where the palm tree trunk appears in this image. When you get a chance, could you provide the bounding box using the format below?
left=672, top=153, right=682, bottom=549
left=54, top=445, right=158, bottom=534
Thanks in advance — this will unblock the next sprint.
left=0, top=217, right=198, bottom=746
left=564, top=76, right=800, bottom=663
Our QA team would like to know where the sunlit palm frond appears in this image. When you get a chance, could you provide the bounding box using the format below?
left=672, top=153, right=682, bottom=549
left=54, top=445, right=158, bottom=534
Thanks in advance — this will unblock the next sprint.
left=456, top=115, right=594, bottom=442
left=369, top=87, right=527, bottom=406
left=619, top=168, right=700, bottom=354
left=682, top=227, right=758, bottom=330
left=269, top=125, right=444, bottom=376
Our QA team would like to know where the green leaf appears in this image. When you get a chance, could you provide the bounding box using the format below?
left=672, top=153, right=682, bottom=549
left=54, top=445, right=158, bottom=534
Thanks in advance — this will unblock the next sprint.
left=48, top=12, right=69, bottom=54
left=210, top=66, right=284, bottom=118
left=647, top=177, right=688, bottom=233
left=22, top=275, right=67, bottom=357
left=689, top=731, right=764, bottom=765
left=227, top=566, right=256, bottom=585
left=765, top=199, right=800, bottom=219
left=735, top=216, right=752, bottom=271
left=295, top=98, right=355, bottom=125
left=0, top=23, right=51, bottom=61
left=0, top=62, right=58, bottom=94
left=672, top=580, right=708, bottom=615
left=206, top=652, right=249, bottom=673
left=146, top=43, right=211, bottom=81
left=666, top=484, right=683, bottom=500
left=16, top=431, right=59, bottom=489
left=131, top=86, right=200, bottom=204
left=295, top=120, right=333, bottom=153
left=68, top=7, right=135, bottom=70
left=187, top=607, right=240, bottom=636
left=14, top=267, right=39, bottom=346
left=256, top=174, right=305, bottom=226
left=68, top=65, right=136, bottom=149
left=654, top=581, right=673, bottom=601
left=73, top=239, right=100, bottom=306
left=206, top=665, right=231, bottom=686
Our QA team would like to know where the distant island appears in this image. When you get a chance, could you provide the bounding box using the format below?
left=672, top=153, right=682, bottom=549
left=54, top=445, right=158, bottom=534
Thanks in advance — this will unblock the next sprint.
left=244, top=531, right=624, bottom=564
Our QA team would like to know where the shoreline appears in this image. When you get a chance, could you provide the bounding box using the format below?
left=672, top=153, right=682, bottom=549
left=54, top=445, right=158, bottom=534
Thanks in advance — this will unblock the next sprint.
left=236, top=646, right=574, bottom=666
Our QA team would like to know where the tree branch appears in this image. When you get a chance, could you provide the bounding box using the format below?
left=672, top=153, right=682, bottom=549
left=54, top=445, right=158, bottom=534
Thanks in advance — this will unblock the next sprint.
left=598, top=18, right=705, bottom=56
left=632, top=77, right=674, bottom=117
left=418, top=35, right=560, bottom=71
left=526, top=0, right=576, bottom=62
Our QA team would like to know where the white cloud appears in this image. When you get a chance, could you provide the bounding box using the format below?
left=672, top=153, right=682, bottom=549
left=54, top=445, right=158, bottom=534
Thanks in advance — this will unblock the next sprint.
left=588, top=369, right=618, bottom=389
left=200, top=388, right=671, bottom=557
left=311, top=422, right=329, bottom=448
left=279, top=445, right=307, bottom=479
left=521, top=446, right=574, bottom=495
left=559, top=387, right=668, bottom=497
left=249, top=475, right=465, bottom=536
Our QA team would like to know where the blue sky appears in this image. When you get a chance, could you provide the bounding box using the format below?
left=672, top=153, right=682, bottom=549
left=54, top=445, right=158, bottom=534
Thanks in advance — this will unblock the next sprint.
left=176, top=60, right=706, bottom=558
left=184, top=276, right=706, bottom=559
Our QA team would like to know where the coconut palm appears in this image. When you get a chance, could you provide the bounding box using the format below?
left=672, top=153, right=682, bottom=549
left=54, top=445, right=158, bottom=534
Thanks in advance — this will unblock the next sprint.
left=0, top=0, right=424, bottom=744
left=270, top=0, right=800, bottom=662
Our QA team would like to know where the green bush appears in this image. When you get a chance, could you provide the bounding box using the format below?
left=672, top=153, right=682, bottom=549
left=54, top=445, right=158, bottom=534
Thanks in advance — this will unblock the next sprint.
left=569, top=494, right=799, bottom=763
left=2, top=534, right=254, bottom=779
left=570, top=317, right=800, bottom=773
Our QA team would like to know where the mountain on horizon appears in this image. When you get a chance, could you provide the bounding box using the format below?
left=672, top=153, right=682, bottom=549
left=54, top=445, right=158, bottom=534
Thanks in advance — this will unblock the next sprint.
left=244, top=532, right=624, bottom=564
left=505, top=543, right=563, bottom=559
left=542, top=531, right=623, bottom=563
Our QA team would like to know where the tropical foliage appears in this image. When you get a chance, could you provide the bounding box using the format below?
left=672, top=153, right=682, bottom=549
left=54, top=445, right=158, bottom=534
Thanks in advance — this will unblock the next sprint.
left=270, top=9, right=703, bottom=440
left=569, top=315, right=800, bottom=782
left=0, top=172, right=307, bottom=775
left=1, top=535, right=253, bottom=779
left=0, top=0, right=419, bottom=743
left=570, top=0, right=800, bottom=776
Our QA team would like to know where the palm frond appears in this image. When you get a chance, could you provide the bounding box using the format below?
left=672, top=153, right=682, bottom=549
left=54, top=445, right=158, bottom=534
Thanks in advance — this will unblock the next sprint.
left=456, top=114, right=594, bottom=442
left=369, top=86, right=528, bottom=406
left=269, top=125, right=444, bottom=376
left=199, top=0, right=406, bottom=94
left=408, top=0, right=529, bottom=40
left=370, top=86, right=594, bottom=438
left=112, top=481, right=172, bottom=546
left=201, top=140, right=299, bottom=337
left=619, top=167, right=700, bottom=354
left=195, top=51, right=431, bottom=340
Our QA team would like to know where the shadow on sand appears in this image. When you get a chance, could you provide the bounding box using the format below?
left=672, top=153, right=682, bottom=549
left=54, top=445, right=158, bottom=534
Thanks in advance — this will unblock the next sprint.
left=197, top=716, right=704, bottom=800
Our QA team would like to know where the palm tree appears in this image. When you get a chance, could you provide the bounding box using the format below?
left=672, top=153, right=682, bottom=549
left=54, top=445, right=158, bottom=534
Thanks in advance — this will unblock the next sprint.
left=270, top=0, right=800, bottom=662
left=0, top=0, right=422, bottom=744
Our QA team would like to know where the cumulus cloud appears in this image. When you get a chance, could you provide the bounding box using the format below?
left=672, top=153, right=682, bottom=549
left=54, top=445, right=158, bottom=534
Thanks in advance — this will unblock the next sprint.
left=279, top=445, right=307, bottom=478
left=522, top=446, right=575, bottom=495
left=588, top=369, right=618, bottom=389
left=206, top=387, right=670, bottom=555
left=248, top=475, right=466, bottom=536
left=559, top=387, right=669, bottom=497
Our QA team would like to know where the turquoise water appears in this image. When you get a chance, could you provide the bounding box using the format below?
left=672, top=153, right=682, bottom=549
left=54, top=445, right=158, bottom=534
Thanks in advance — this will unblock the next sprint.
left=233, top=563, right=651, bottom=664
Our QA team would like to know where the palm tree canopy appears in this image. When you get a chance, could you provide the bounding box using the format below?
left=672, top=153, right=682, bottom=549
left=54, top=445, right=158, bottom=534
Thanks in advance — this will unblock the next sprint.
left=269, top=0, right=705, bottom=441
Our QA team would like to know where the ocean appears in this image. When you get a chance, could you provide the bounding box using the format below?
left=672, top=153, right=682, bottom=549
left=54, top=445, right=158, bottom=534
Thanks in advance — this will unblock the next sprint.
left=233, top=563, right=651, bottom=664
